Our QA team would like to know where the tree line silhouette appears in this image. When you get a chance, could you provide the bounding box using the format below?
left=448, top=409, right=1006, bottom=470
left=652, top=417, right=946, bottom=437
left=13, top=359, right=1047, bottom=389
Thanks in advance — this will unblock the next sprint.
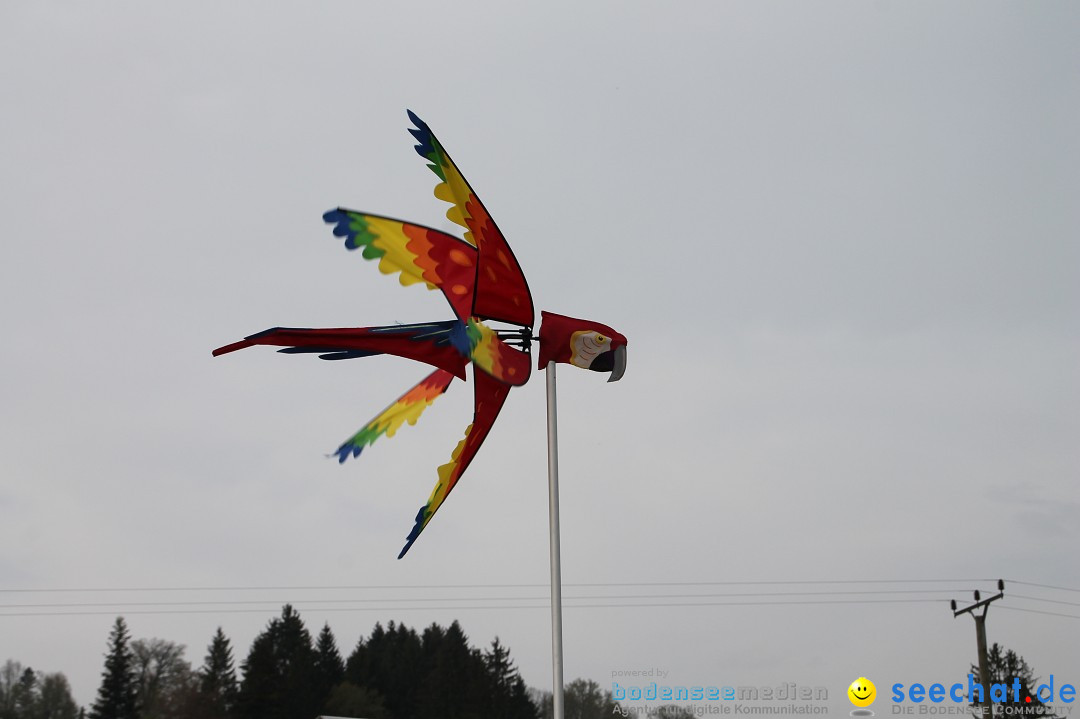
left=82, top=605, right=540, bottom=719
left=3, top=607, right=1057, bottom=719
left=1, top=603, right=632, bottom=719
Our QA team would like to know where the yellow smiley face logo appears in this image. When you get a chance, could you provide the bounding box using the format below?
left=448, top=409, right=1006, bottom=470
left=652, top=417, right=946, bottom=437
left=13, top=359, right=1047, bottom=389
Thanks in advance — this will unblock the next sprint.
left=848, top=677, right=876, bottom=707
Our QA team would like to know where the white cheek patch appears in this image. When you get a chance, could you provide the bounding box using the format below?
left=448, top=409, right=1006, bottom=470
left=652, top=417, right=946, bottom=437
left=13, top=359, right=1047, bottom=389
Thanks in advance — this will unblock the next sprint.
left=570, top=331, right=608, bottom=368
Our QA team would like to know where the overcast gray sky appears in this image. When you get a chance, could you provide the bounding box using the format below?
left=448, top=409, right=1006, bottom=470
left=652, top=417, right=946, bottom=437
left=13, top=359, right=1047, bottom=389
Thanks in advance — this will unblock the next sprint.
left=2, top=1, right=1078, bottom=713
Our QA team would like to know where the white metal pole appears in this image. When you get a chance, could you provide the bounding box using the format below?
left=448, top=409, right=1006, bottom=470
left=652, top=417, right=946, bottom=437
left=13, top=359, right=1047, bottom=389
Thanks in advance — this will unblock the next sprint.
left=545, top=360, right=565, bottom=719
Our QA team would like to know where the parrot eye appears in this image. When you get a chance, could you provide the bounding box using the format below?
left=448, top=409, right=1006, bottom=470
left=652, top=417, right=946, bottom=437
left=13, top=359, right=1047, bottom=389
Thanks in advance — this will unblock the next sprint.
left=596, top=335, right=605, bottom=343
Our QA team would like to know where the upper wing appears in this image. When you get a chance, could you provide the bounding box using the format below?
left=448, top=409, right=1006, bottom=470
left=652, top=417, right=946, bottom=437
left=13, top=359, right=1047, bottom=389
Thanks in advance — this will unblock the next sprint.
left=398, top=368, right=512, bottom=558
left=407, top=110, right=535, bottom=327
left=211, top=321, right=472, bottom=380
left=333, top=368, right=456, bottom=463
left=322, top=209, right=476, bottom=323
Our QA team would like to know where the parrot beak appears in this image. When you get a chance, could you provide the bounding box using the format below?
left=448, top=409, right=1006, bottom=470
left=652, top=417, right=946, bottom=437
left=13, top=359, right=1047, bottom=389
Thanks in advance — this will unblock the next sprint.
left=607, top=344, right=627, bottom=383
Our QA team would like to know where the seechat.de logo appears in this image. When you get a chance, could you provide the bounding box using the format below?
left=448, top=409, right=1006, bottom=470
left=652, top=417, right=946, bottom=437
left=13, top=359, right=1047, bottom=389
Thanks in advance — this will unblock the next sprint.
left=849, top=677, right=877, bottom=716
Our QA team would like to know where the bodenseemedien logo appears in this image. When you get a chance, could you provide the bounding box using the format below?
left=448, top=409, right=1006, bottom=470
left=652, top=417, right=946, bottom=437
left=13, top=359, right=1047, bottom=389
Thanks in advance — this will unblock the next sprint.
left=608, top=674, right=830, bottom=715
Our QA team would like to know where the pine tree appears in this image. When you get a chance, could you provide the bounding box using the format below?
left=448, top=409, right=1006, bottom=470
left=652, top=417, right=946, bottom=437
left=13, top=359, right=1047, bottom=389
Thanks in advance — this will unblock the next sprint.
left=90, top=617, right=138, bottom=719
left=483, top=637, right=536, bottom=719
left=234, top=628, right=277, bottom=719
left=413, top=620, right=496, bottom=719
left=199, top=627, right=238, bottom=719
left=14, top=666, right=37, bottom=717
left=343, top=619, right=538, bottom=719
left=274, top=605, right=319, bottom=717
left=346, top=620, right=426, bottom=719
left=344, top=623, right=382, bottom=689
left=485, top=637, right=514, bottom=702
left=235, top=605, right=319, bottom=719
left=313, top=624, right=345, bottom=710
left=506, top=676, right=538, bottom=719
left=384, top=621, right=427, bottom=718
left=970, top=643, right=1058, bottom=718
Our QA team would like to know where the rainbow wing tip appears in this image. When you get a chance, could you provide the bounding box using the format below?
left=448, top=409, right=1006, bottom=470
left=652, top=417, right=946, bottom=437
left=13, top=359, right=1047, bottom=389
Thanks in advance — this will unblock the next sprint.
left=397, top=504, right=429, bottom=559
left=333, top=443, right=365, bottom=465
left=322, top=208, right=366, bottom=251
left=406, top=110, right=441, bottom=173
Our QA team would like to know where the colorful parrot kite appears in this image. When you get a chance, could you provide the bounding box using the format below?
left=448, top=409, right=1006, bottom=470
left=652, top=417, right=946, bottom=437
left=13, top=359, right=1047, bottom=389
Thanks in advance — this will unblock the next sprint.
left=214, top=111, right=627, bottom=557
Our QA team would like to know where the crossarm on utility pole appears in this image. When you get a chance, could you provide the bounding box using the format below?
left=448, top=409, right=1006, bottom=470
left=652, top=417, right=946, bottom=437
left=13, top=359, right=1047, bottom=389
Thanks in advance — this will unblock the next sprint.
left=950, top=581, right=1005, bottom=719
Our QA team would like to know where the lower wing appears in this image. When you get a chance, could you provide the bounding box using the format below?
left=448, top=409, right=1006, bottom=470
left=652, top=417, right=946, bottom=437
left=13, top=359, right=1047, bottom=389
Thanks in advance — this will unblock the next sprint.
left=398, top=368, right=512, bottom=558
left=332, top=369, right=456, bottom=463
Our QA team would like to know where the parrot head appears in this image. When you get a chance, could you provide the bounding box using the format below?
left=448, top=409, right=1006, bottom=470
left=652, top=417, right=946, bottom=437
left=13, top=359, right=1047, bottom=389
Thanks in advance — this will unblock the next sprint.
left=537, top=311, right=628, bottom=382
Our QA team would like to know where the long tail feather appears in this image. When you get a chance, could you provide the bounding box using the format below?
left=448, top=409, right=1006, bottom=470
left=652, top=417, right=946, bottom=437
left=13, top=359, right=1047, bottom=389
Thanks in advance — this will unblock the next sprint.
left=211, top=323, right=470, bottom=379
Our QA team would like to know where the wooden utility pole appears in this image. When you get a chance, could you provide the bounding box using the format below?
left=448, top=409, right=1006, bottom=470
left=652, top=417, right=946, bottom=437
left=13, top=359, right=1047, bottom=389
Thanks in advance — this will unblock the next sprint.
left=951, top=580, right=1005, bottom=719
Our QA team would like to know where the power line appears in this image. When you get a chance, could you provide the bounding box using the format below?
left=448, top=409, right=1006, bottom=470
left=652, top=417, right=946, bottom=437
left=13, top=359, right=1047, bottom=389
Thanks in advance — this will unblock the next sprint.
left=1009, top=593, right=1080, bottom=608
left=998, top=606, right=1080, bottom=621
left=0, top=578, right=996, bottom=594
left=1005, top=579, right=1080, bottom=594
left=3, top=577, right=1074, bottom=622
left=0, top=588, right=973, bottom=611
left=0, top=597, right=948, bottom=618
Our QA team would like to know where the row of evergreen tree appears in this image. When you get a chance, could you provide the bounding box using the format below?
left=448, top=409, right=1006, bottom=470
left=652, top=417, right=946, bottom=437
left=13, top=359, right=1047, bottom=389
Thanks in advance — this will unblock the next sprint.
left=78, top=604, right=543, bottom=719
left=3, top=604, right=645, bottom=719
left=9, top=608, right=1053, bottom=719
